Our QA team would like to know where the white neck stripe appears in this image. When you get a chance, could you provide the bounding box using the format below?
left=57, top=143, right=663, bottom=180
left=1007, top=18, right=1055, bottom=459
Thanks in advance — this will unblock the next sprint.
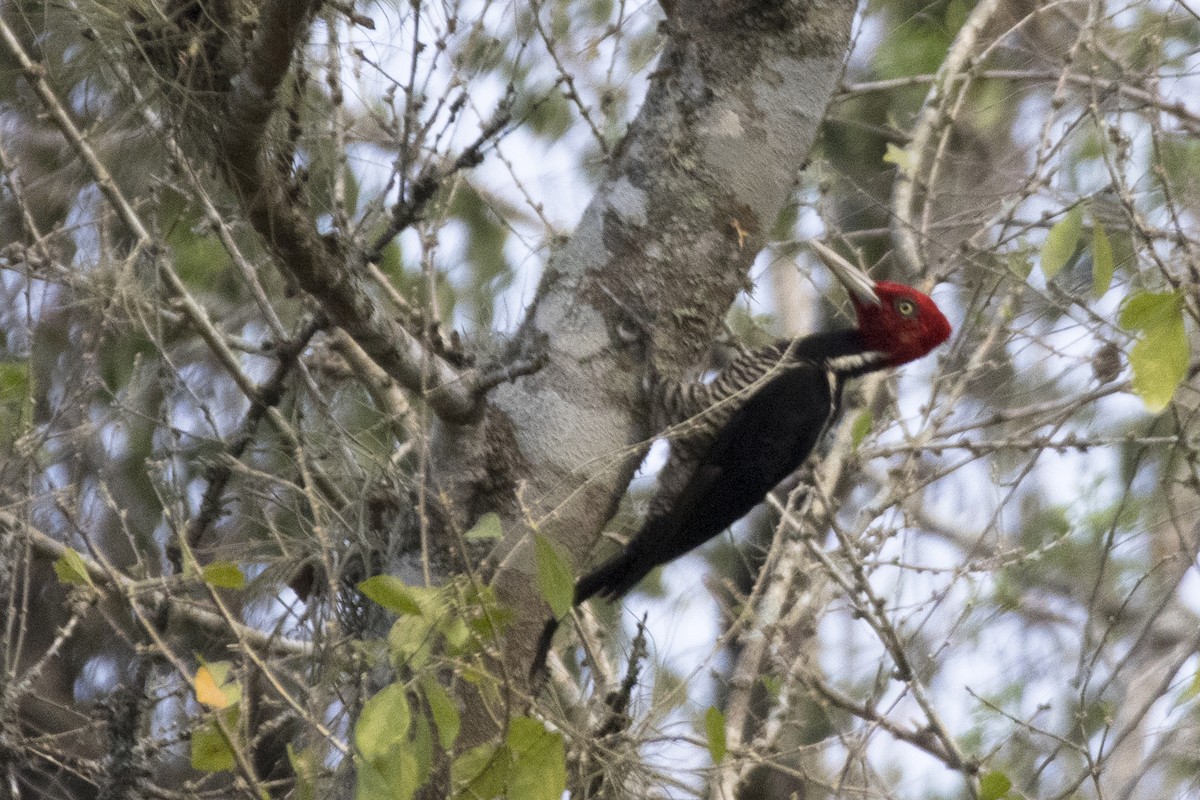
left=826, top=351, right=887, bottom=374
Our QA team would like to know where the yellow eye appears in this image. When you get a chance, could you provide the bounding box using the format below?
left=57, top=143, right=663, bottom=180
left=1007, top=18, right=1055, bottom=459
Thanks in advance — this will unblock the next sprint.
left=895, top=298, right=917, bottom=318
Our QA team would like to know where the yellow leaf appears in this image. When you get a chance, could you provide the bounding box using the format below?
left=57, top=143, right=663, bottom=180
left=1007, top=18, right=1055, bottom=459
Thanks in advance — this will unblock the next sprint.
left=883, top=142, right=913, bottom=175
left=195, top=663, right=234, bottom=709
left=53, top=547, right=93, bottom=586
left=202, top=561, right=246, bottom=589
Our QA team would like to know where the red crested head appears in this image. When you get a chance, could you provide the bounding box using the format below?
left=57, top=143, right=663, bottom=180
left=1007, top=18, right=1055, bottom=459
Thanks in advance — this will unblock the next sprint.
left=851, top=281, right=952, bottom=367
left=810, top=240, right=952, bottom=367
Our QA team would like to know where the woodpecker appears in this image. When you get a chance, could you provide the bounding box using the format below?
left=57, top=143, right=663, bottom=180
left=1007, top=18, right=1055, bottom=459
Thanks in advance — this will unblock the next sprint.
left=574, top=242, right=952, bottom=603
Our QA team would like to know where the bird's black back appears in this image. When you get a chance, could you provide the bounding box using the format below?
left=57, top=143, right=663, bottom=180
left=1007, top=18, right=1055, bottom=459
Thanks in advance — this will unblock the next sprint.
left=575, top=330, right=882, bottom=602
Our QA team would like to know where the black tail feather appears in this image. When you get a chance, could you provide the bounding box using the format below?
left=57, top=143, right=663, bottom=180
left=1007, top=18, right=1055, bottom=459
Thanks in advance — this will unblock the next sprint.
left=530, top=549, right=649, bottom=684
left=529, top=616, right=560, bottom=686
left=574, top=549, right=649, bottom=605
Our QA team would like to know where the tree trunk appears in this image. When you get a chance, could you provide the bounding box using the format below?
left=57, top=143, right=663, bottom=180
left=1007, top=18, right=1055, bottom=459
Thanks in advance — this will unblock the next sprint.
left=435, top=0, right=858, bottom=740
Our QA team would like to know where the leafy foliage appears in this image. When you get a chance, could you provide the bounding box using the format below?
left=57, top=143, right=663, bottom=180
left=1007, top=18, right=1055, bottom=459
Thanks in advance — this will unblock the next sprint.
left=452, top=717, right=566, bottom=800
left=1120, top=290, right=1189, bottom=412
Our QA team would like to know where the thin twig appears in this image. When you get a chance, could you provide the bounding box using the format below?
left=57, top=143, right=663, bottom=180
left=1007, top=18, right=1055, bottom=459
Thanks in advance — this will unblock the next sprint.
left=890, top=0, right=1003, bottom=276
left=10, top=517, right=311, bottom=658
left=213, top=0, right=478, bottom=421
left=365, top=92, right=515, bottom=263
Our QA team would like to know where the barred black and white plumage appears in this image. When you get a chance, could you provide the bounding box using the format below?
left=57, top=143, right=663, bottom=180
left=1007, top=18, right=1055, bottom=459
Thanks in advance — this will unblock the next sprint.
left=644, top=340, right=817, bottom=520
left=654, top=340, right=794, bottom=430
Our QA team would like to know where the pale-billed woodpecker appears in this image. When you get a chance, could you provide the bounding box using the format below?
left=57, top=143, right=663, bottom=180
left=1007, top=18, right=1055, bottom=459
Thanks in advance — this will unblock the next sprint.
left=574, top=242, right=952, bottom=604
left=532, top=243, right=951, bottom=678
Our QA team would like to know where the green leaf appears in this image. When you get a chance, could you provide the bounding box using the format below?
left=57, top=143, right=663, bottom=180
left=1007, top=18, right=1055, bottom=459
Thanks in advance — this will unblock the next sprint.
left=421, top=676, right=461, bottom=750
left=464, top=513, right=503, bottom=542
left=377, top=241, right=403, bottom=280
left=1158, top=134, right=1200, bottom=197
left=170, top=224, right=229, bottom=292
left=0, top=360, right=29, bottom=397
left=448, top=181, right=512, bottom=329
left=1091, top=223, right=1114, bottom=296
left=462, top=585, right=515, bottom=644
left=191, top=707, right=239, bottom=773
left=202, top=561, right=246, bottom=590
left=1041, top=206, right=1083, bottom=280
left=449, top=718, right=565, bottom=800
left=288, top=745, right=319, bottom=800
left=1006, top=252, right=1033, bottom=281
left=356, top=682, right=411, bottom=762
left=771, top=200, right=800, bottom=241
left=1129, top=319, right=1188, bottom=412
left=506, top=717, right=566, bottom=800
left=979, top=770, right=1013, bottom=800
left=439, top=615, right=473, bottom=654
left=0, top=361, right=30, bottom=445
left=356, top=750, right=420, bottom=800
left=358, top=575, right=424, bottom=616
left=354, top=684, right=420, bottom=800
left=1118, top=290, right=1182, bottom=332
left=191, top=722, right=236, bottom=772
left=850, top=410, right=873, bottom=449
left=527, top=90, right=572, bottom=141
left=410, top=712, right=434, bottom=787
left=705, top=706, right=727, bottom=763
left=53, top=547, right=93, bottom=586
left=1119, top=291, right=1189, bottom=412
left=388, top=615, right=436, bottom=669
left=882, top=142, right=913, bottom=175
left=452, top=742, right=510, bottom=800
left=98, top=333, right=156, bottom=395
left=534, top=534, right=574, bottom=620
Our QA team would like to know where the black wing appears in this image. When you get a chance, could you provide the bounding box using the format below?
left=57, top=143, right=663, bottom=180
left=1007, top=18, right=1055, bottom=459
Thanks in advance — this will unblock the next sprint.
left=576, top=361, right=838, bottom=601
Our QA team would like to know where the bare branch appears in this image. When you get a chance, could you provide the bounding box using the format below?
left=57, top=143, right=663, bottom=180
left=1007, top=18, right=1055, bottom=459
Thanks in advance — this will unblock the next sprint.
left=890, top=0, right=1003, bottom=276
left=11, top=517, right=311, bottom=658
left=215, top=0, right=479, bottom=421
left=365, top=95, right=515, bottom=264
